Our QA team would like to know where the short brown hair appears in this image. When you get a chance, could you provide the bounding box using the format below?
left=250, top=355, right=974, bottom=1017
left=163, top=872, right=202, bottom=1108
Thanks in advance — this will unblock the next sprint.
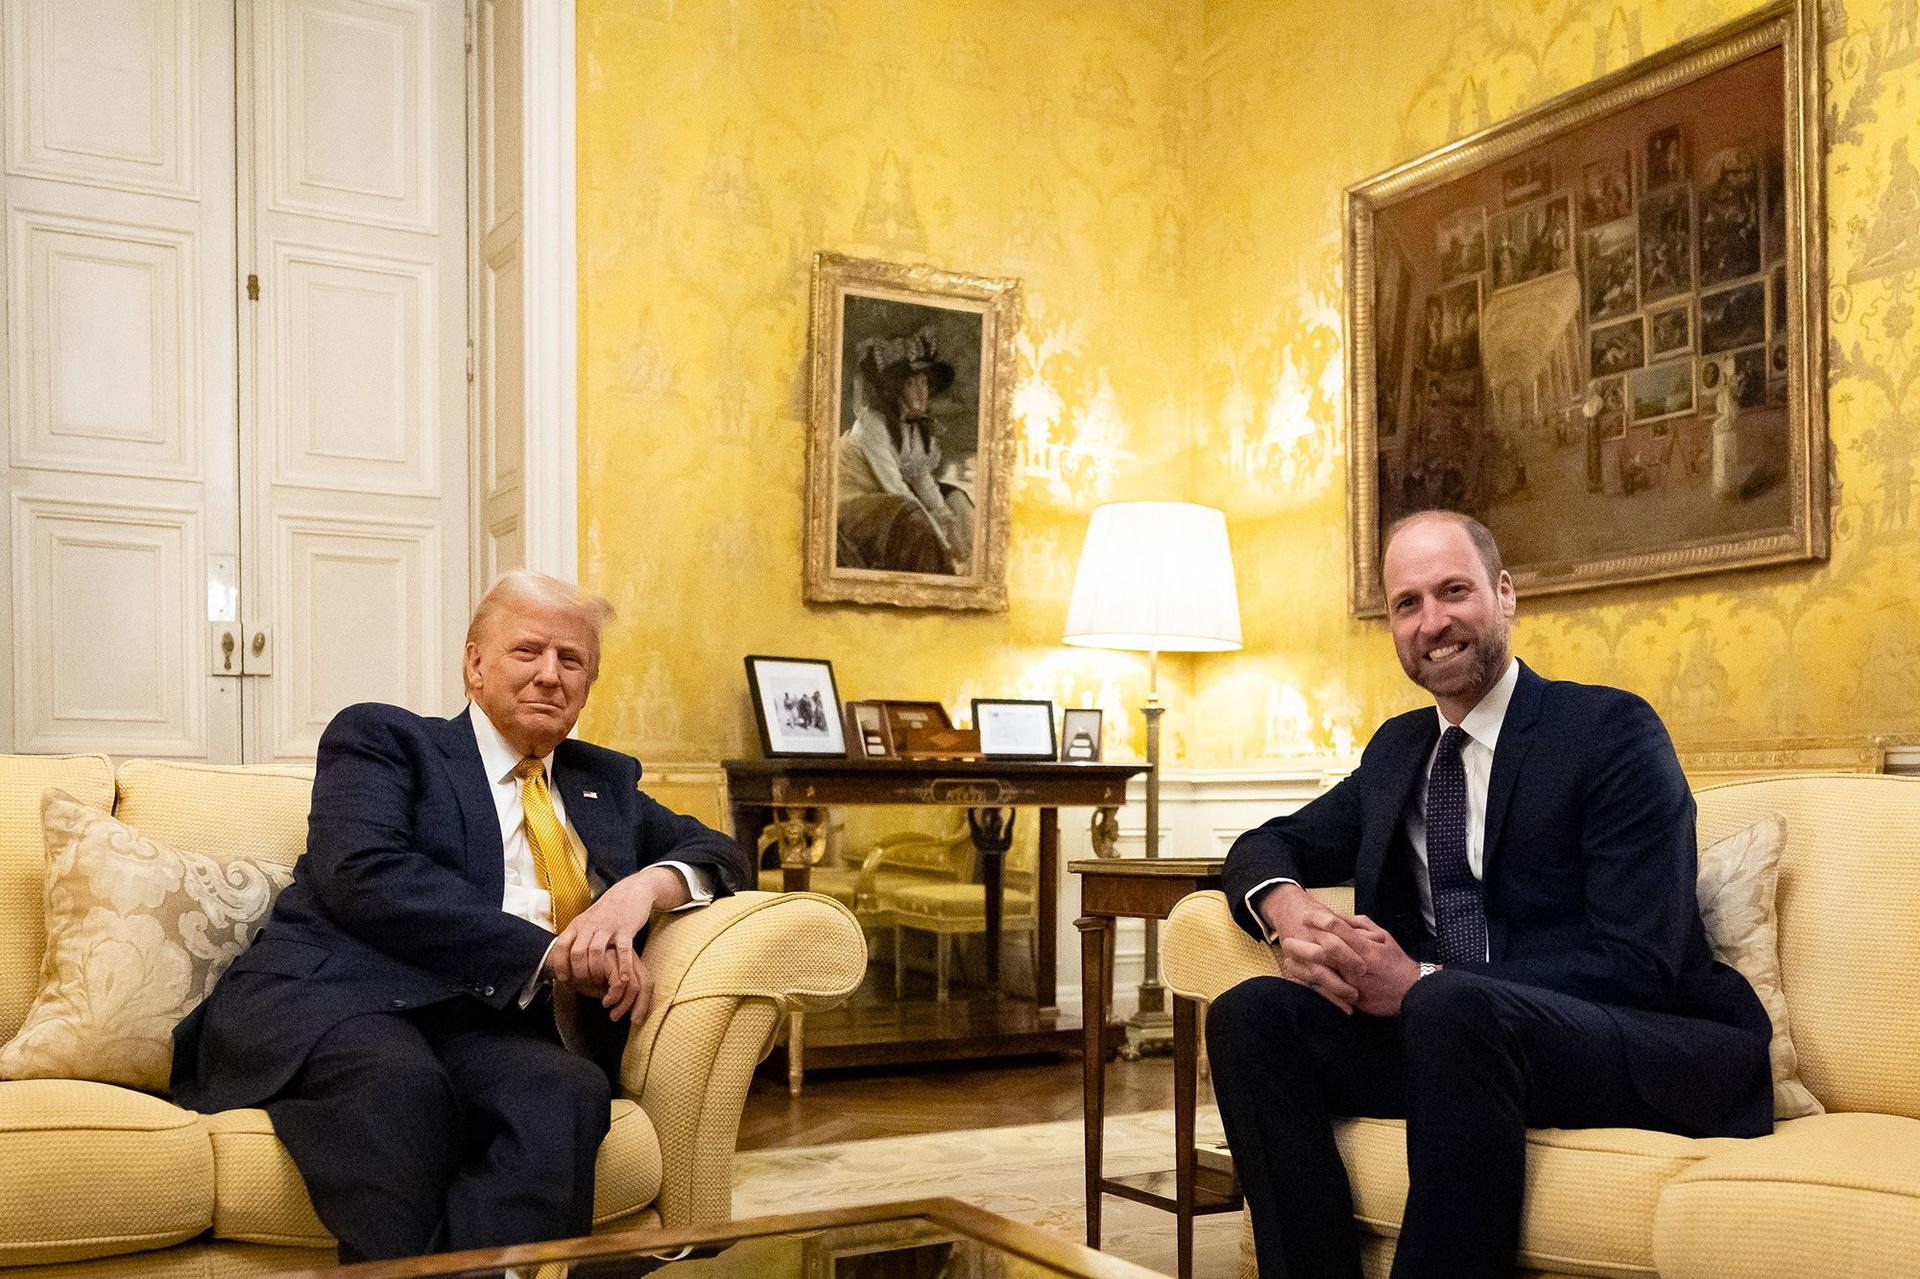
left=464, top=571, right=616, bottom=682
left=1383, top=510, right=1504, bottom=584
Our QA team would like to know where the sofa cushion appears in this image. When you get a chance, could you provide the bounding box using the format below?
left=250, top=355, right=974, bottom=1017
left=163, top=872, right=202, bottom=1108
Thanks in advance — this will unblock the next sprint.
left=1694, top=774, right=1920, bottom=1118
left=1336, top=1116, right=1745, bottom=1277
left=203, top=1098, right=664, bottom=1245
left=1694, top=813, right=1820, bottom=1119
left=0, top=1078, right=213, bottom=1265
left=111, top=759, right=314, bottom=870
left=0, top=754, right=114, bottom=1042
left=0, top=793, right=292, bottom=1092
left=1652, top=1112, right=1920, bottom=1279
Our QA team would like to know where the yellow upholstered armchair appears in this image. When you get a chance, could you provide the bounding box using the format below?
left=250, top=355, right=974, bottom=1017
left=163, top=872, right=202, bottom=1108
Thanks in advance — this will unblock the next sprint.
left=1162, top=773, right=1920, bottom=1279
left=0, top=755, right=867, bottom=1278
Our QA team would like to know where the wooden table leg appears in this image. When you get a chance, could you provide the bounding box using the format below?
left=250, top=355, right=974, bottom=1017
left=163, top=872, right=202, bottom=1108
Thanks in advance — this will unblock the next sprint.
left=1038, top=808, right=1059, bottom=1009
left=980, top=848, right=1004, bottom=989
left=787, top=1009, right=805, bottom=1098
left=1174, top=993, right=1199, bottom=1279
left=1076, top=914, right=1111, bottom=1249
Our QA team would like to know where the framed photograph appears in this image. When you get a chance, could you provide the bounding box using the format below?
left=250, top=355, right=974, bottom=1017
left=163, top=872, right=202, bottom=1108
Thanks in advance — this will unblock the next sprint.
left=1436, top=208, right=1487, bottom=281
left=1344, top=0, right=1827, bottom=614
left=1648, top=302, right=1694, bottom=357
left=744, top=656, right=845, bottom=758
left=1629, top=359, right=1696, bottom=424
left=1581, top=217, right=1638, bottom=322
left=1489, top=194, right=1572, bottom=290
left=1590, top=316, right=1646, bottom=377
left=803, top=252, right=1021, bottom=612
left=1646, top=124, right=1689, bottom=189
left=1060, top=708, right=1104, bottom=761
left=844, top=699, right=892, bottom=758
left=1580, top=152, right=1634, bottom=224
left=1700, top=280, right=1766, bottom=353
left=971, top=698, right=1057, bottom=761
left=1638, top=185, right=1695, bottom=304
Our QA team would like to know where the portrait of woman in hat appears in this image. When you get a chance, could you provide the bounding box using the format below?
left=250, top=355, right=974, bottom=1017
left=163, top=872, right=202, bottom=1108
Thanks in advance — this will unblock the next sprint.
left=834, top=307, right=981, bottom=576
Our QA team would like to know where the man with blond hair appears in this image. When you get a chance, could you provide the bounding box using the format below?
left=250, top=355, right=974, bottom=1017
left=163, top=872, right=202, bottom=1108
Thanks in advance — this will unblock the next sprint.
left=172, top=571, right=744, bottom=1262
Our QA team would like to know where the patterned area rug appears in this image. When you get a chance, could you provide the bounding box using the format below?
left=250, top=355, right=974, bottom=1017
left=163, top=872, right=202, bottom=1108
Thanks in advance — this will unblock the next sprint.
left=732, top=1108, right=1243, bottom=1277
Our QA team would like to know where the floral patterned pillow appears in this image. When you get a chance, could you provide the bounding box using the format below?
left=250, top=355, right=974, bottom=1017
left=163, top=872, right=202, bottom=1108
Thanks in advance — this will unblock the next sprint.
left=0, top=790, right=293, bottom=1093
left=1696, top=811, right=1822, bottom=1120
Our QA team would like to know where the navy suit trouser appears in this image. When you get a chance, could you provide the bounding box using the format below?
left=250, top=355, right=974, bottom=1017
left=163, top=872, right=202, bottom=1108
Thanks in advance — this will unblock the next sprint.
left=1206, top=968, right=1678, bottom=1279
left=263, top=996, right=611, bottom=1263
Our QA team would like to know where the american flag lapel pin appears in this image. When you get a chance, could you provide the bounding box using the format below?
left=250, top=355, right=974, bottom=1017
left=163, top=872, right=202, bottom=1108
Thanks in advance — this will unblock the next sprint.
left=582, top=790, right=599, bottom=799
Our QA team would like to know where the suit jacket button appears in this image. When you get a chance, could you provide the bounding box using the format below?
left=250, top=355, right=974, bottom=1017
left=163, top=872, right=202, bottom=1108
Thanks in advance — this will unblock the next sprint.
left=389, top=999, right=407, bottom=1009
left=482, top=985, right=495, bottom=997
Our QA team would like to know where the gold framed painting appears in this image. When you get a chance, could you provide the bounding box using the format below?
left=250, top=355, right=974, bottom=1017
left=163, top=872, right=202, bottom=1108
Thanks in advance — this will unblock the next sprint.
left=804, top=252, right=1021, bottom=611
left=1344, top=0, right=1826, bottom=615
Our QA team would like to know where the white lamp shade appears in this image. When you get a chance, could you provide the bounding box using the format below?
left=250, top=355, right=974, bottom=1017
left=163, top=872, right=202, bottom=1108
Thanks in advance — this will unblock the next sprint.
left=1063, top=501, right=1243, bottom=653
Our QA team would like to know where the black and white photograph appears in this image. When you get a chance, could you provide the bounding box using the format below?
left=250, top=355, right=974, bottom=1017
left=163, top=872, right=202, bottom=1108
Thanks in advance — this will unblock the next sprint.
left=1768, top=332, right=1789, bottom=404
left=744, top=655, right=846, bottom=757
left=1697, top=146, right=1762, bottom=287
left=1591, top=316, right=1647, bottom=376
left=971, top=699, right=1056, bottom=760
left=1437, top=207, right=1488, bottom=281
left=1581, top=152, right=1634, bottom=224
left=1646, top=124, right=1688, bottom=188
left=1582, top=217, right=1639, bottom=321
left=1730, top=345, right=1769, bottom=410
left=1648, top=302, right=1694, bottom=357
left=1491, top=195, right=1572, bottom=289
left=1501, top=159, right=1553, bottom=206
left=1639, top=185, right=1694, bottom=302
left=1700, top=280, right=1766, bottom=353
left=1434, top=280, right=1481, bottom=372
left=1060, top=707, right=1103, bottom=761
left=1629, top=358, right=1696, bottom=423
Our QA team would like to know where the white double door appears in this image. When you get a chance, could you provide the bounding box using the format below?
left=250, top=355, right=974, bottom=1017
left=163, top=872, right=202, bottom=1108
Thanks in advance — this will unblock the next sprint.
left=1, top=0, right=472, bottom=762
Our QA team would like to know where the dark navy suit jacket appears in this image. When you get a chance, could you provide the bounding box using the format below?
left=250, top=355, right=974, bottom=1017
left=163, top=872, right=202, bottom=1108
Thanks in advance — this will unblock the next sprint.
left=1221, top=662, right=1773, bottom=1139
left=171, top=701, right=747, bottom=1113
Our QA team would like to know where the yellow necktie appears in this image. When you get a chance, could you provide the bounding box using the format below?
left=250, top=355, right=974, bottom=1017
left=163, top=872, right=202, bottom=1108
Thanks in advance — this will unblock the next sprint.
left=516, top=758, right=592, bottom=932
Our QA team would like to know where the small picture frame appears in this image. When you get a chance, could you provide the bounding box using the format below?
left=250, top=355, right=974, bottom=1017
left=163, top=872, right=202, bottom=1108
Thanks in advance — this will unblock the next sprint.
left=843, top=699, right=892, bottom=758
left=1060, top=708, right=1103, bottom=761
left=971, top=698, right=1057, bottom=760
left=744, top=655, right=846, bottom=757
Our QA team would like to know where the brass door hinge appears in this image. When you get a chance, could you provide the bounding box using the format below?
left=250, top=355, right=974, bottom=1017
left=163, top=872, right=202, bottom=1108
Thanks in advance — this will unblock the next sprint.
left=246, top=273, right=260, bottom=301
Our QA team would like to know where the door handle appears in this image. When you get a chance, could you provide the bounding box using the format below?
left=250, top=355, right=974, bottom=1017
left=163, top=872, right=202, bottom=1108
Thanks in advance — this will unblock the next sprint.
left=210, top=624, right=242, bottom=677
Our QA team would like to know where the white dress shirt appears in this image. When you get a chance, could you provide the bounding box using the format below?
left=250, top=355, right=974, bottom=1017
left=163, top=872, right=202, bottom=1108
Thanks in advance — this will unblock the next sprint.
left=468, top=707, right=712, bottom=1000
left=1245, top=659, right=1519, bottom=959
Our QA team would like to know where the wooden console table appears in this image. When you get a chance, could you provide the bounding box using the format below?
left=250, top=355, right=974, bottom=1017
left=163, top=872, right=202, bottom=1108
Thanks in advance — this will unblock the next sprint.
left=724, top=758, right=1146, bottom=1088
left=1071, top=856, right=1240, bottom=1279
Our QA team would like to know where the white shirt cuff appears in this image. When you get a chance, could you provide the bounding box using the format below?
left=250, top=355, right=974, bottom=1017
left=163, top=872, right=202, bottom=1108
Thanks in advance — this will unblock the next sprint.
left=658, top=861, right=714, bottom=910
left=1245, top=877, right=1301, bottom=944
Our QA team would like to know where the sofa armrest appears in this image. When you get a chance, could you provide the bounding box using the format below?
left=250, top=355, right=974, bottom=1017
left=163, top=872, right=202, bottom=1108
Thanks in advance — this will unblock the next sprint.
left=1160, top=886, right=1356, bottom=1002
left=620, top=891, right=866, bottom=1226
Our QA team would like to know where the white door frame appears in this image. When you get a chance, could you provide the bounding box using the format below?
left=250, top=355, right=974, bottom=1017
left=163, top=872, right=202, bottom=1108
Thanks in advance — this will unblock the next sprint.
left=519, top=0, right=577, bottom=584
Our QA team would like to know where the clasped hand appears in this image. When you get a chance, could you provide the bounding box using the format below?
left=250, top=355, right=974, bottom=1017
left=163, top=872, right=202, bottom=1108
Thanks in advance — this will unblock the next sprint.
left=1260, top=884, right=1421, bottom=1017
left=543, top=866, right=685, bottom=1022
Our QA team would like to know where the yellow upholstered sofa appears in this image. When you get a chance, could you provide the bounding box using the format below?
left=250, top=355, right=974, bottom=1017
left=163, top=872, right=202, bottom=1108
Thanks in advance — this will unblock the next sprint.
left=1163, top=772, right=1920, bottom=1279
left=0, top=754, right=867, bottom=1277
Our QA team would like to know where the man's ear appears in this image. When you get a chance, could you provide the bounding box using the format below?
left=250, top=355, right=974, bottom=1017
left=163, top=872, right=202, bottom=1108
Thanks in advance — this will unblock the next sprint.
left=462, top=640, right=482, bottom=690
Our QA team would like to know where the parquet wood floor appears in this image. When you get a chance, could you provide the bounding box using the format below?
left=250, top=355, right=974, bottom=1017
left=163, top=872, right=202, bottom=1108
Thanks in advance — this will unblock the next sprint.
left=737, top=1054, right=1178, bottom=1150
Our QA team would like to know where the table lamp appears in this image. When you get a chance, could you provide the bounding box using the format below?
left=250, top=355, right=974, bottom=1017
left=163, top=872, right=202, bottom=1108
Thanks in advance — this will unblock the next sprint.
left=1063, top=501, right=1242, bottom=1053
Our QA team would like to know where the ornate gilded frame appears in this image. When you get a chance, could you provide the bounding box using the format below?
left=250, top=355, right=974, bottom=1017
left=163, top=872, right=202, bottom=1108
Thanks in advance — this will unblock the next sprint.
left=1345, top=0, right=1826, bottom=616
left=804, top=252, right=1021, bottom=611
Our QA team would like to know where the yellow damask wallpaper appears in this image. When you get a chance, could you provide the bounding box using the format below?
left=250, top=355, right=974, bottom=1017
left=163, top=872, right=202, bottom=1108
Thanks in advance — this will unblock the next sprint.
left=574, top=0, right=1205, bottom=764
left=1188, top=0, right=1920, bottom=768
left=577, top=0, right=1920, bottom=771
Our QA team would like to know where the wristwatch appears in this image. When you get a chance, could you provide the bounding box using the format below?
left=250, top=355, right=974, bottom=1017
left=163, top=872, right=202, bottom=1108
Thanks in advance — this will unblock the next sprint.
left=1417, top=961, right=1441, bottom=980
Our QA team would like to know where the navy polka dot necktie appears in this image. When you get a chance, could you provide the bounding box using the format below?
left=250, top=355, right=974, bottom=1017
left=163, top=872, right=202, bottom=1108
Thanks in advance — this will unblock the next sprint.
left=1427, top=725, right=1486, bottom=964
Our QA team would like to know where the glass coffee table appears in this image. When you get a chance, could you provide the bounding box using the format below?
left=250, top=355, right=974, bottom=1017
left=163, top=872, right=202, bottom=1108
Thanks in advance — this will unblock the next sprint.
left=278, top=1199, right=1164, bottom=1278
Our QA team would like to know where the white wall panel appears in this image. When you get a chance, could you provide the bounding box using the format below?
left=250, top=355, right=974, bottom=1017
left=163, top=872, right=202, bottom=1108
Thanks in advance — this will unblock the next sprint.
left=11, top=495, right=200, bottom=753
left=7, top=208, right=196, bottom=475
left=266, top=0, right=433, bottom=231
left=271, top=242, right=435, bottom=494
left=3, top=0, right=197, bottom=198
left=271, top=513, right=440, bottom=757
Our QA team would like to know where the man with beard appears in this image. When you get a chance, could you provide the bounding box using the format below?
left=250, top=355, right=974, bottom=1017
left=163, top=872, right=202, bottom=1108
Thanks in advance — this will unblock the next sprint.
left=1209, top=511, right=1771, bottom=1279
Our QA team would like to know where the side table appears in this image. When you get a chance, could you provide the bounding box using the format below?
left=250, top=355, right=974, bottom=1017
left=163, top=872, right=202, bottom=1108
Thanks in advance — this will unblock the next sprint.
left=1070, top=856, right=1240, bottom=1279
